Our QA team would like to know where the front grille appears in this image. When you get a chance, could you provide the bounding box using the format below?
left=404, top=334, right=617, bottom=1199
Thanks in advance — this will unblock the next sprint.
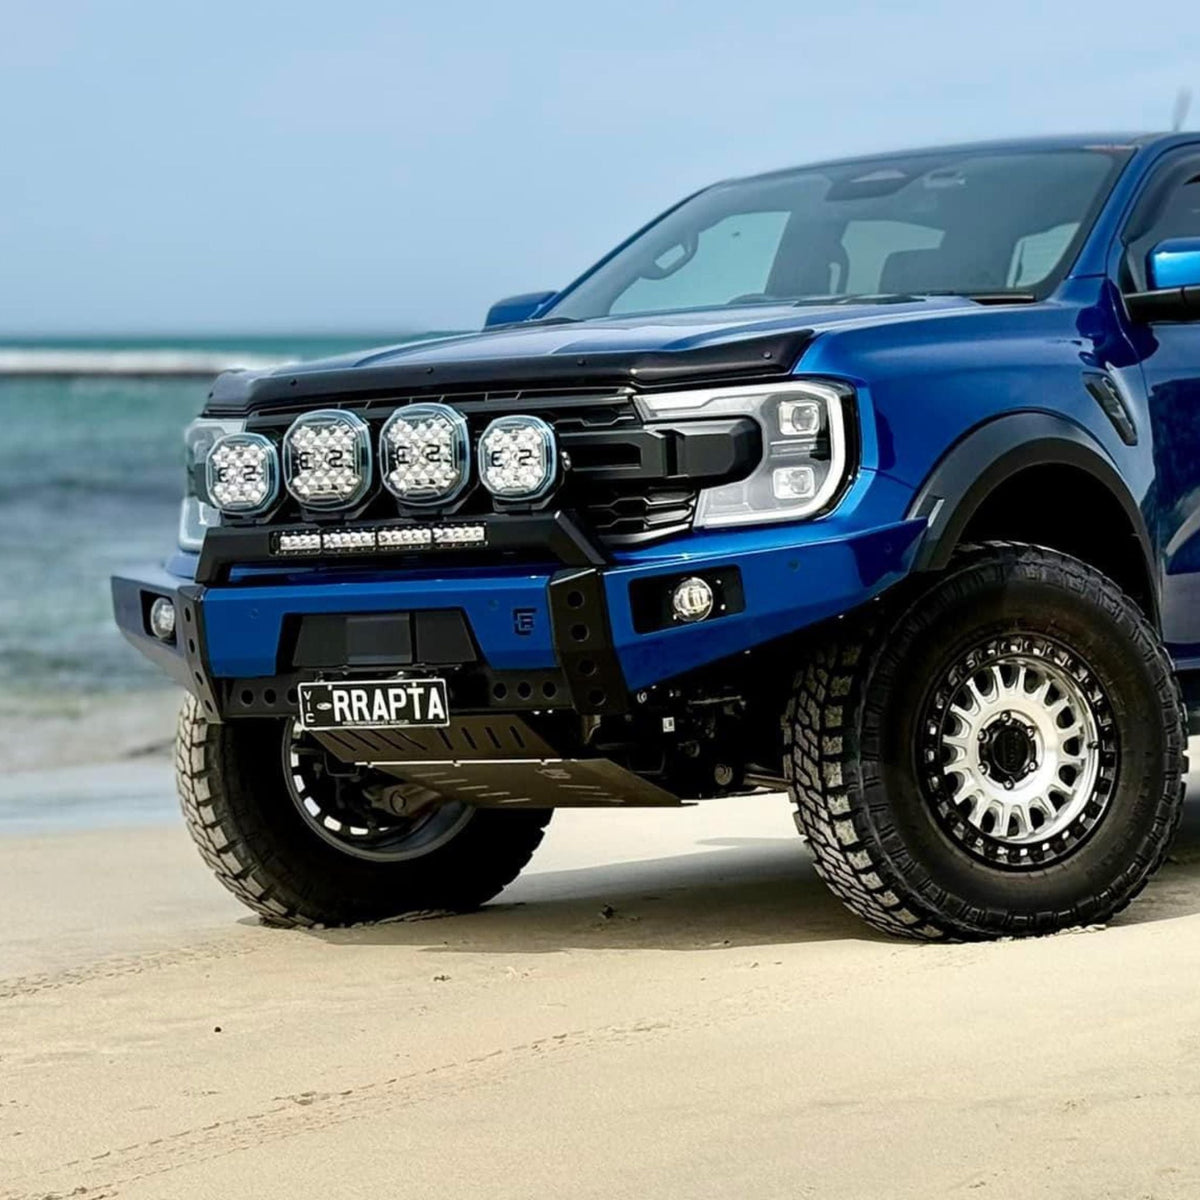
left=582, top=485, right=698, bottom=542
left=239, top=388, right=704, bottom=549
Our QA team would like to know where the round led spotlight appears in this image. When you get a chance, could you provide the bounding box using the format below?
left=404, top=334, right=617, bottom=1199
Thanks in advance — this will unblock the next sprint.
left=205, top=432, right=279, bottom=514
left=380, top=403, right=469, bottom=505
left=671, top=576, right=715, bottom=624
left=283, top=409, right=372, bottom=510
left=479, top=415, right=557, bottom=500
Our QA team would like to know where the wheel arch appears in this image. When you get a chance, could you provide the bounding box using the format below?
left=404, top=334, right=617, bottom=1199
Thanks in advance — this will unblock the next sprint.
left=907, top=412, right=1158, bottom=626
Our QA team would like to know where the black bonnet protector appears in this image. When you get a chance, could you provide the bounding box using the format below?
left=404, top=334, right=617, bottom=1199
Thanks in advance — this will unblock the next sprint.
left=204, top=328, right=814, bottom=415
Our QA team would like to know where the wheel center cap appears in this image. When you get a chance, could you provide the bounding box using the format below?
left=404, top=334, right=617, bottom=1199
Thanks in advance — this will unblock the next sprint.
left=982, top=719, right=1035, bottom=783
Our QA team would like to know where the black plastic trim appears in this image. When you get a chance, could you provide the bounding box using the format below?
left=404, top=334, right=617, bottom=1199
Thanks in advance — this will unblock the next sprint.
left=1125, top=286, right=1200, bottom=323
left=629, top=567, right=746, bottom=633
left=283, top=610, right=479, bottom=670
left=907, top=412, right=1155, bottom=612
left=1083, top=373, right=1138, bottom=445
left=205, top=329, right=814, bottom=415
left=560, top=417, right=760, bottom=485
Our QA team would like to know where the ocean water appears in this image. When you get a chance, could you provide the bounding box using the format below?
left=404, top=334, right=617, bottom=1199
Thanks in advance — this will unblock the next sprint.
left=0, top=335, right=433, bottom=705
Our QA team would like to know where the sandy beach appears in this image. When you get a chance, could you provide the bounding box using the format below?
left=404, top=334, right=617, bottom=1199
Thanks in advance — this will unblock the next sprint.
left=3, top=742, right=1200, bottom=1200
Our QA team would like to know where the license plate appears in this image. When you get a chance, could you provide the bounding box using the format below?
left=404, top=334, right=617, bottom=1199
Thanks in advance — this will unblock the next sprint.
left=297, top=678, right=450, bottom=731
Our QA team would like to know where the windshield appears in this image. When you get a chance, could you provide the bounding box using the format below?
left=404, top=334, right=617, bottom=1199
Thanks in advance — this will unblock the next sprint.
left=546, top=146, right=1132, bottom=320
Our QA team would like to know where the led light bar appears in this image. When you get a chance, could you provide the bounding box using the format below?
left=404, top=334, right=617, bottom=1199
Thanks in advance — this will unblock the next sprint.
left=271, top=523, right=487, bottom=557
left=277, top=531, right=322, bottom=554
left=323, top=529, right=377, bottom=552
left=377, top=526, right=433, bottom=548
left=433, top=524, right=486, bottom=546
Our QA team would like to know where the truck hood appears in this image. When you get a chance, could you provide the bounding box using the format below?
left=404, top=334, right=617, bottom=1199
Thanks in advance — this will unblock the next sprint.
left=207, top=297, right=984, bottom=414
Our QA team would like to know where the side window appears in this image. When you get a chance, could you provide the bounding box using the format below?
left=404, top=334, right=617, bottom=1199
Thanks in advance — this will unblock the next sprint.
left=610, top=211, right=789, bottom=314
left=1124, top=157, right=1200, bottom=290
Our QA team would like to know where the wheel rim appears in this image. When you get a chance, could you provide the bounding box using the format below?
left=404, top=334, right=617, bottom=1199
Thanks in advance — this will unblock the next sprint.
left=282, top=720, right=472, bottom=863
left=919, top=634, right=1118, bottom=869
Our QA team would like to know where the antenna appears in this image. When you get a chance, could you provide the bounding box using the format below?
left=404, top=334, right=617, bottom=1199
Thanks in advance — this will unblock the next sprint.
left=1172, top=87, right=1192, bottom=131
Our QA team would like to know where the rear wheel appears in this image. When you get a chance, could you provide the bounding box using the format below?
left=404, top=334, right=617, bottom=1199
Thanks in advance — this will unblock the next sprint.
left=175, top=695, right=552, bottom=927
left=785, top=544, right=1186, bottom=940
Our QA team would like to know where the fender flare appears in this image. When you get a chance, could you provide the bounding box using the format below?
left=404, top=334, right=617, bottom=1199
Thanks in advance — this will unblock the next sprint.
left=906, top=411, right=1155, bottom=603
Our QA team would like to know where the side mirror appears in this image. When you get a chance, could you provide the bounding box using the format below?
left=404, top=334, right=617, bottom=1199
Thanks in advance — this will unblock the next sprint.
left=484, top=290, right=558, bottom=328
left=1126, top=238, right=1200, bottom=322
left=1148, top=238, right=1200, bottom=289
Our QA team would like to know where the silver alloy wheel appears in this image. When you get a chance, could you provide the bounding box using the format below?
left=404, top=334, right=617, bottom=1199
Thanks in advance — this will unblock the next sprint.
left=920, top=635, right=1117, bottom=868
left=282, top=720, right=472, bottom=863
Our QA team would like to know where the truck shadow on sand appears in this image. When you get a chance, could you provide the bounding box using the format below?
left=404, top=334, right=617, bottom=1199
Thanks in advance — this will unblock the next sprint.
left=308, top=836, right=877, bottom=952
left=301, top=796, right=1200, bottom=954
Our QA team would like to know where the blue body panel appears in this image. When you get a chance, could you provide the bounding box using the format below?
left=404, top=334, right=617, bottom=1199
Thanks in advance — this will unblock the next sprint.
left=203, top=566, right=559, bottom=678
left=150, top=470, right=924, bottom=688
left=118, top=133, right=1200, bottom=696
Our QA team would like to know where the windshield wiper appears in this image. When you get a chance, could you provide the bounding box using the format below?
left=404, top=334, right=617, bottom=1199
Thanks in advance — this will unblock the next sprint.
left=789, top=291, right=1038, bottom=308
left=790, top=293, right=916, bottom=307
left=918, top=290, right=1038, bottom=305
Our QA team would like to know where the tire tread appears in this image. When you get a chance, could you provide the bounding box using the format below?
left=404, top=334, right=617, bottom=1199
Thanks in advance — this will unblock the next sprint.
left=784, top=543, right=1187, bottom=941
left=175, top=697, right=551, bottom=928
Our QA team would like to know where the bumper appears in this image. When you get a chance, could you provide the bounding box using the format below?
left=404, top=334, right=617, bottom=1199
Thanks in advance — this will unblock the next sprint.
left=113, top=472, right=924, bottom=717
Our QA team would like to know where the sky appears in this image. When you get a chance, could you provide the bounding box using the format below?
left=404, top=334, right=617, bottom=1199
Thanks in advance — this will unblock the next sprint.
left=2, top=0, right=1199, bottom=335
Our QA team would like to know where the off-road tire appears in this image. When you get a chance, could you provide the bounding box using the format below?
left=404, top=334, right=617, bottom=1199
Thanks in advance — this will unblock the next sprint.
left=784, top=543, right=1186, bottom=940
left=175, top=695, right=552, bottom=927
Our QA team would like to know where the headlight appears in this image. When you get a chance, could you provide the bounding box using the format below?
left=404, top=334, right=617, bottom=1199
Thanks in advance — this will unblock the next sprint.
left=179, top=417, right=245, bottom=550
left=283, top=409, right=372, bottom=509
left=206, top=432, right=280, bottom=514
left=636, top=380, right=850, bottom=527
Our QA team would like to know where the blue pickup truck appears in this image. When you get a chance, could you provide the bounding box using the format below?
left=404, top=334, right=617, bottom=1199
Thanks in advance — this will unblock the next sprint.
left=114, top=134, right=1200, bottom=940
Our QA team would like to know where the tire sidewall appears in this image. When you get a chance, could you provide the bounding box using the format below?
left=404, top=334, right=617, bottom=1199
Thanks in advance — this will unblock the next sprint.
left=196, top=712, right=551, bottom=923
left=862, top=551, right=1180, bottom=928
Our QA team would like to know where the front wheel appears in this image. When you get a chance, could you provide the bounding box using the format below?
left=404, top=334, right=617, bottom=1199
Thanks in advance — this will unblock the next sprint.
left=785, top=544, right=1186, bottom=940
left=175, top=696, right=552, bottom=927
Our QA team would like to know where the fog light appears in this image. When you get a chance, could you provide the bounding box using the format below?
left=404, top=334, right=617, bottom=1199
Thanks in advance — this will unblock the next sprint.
left=671, top=576, right=714, bottom=623
left=149, top=596, right=176, bottom=641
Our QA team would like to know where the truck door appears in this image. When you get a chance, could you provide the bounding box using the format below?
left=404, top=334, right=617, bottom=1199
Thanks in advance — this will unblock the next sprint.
left=1120, top=149, right=1200, bottom=655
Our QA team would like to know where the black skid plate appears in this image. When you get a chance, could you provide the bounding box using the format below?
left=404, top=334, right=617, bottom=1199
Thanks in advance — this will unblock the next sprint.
left=310, top=715, right=681, bottom=808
